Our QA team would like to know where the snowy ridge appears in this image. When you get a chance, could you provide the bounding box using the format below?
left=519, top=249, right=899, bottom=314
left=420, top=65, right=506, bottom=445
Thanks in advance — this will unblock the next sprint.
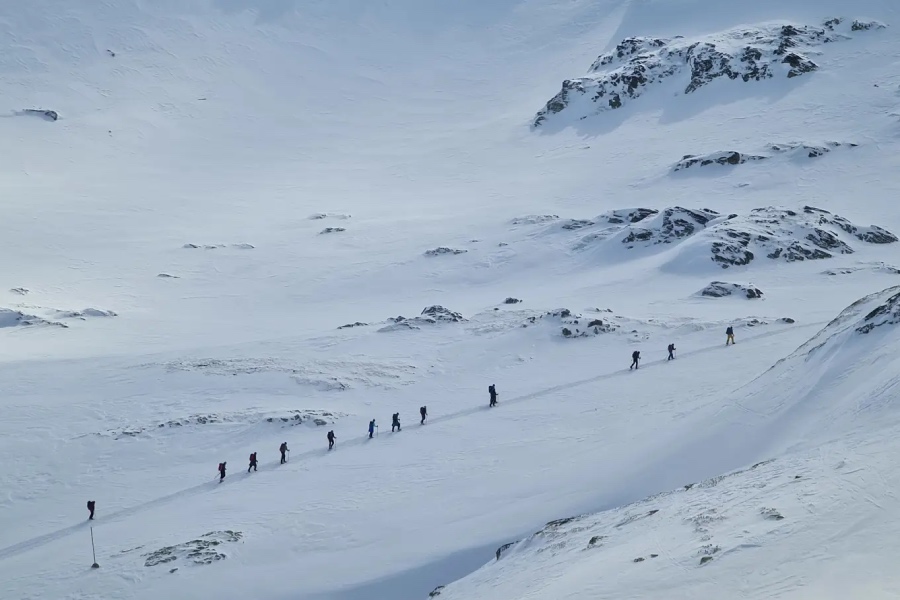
left=534, top=17, right=885, bottom=127
left=672, top=141, right=858, bottom=172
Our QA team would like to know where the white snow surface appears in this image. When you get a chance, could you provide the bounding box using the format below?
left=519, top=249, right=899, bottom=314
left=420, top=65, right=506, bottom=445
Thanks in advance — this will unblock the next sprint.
left=3, top=0, right=900, bottom=599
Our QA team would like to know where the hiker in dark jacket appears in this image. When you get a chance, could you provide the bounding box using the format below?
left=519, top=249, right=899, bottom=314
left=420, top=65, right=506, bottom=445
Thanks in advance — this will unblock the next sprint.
left=368, top=419, right=376, bottom=438
left=218, top=462, right=227, bottom=481
left=392, top=412, right=401, bottom=432
left=726, top=325, right=735, bottom=346
left=667, top=343, right=676, bottom=361
left=248, top=452, right=258, bottom=473
left=489, top=384, right=498, bottom=407
left=327, top=430, right=336, bottom=450
left=420, top=406, right=427, bottom=424
left=87, top=500, right=95, bottom=520
left=630, top=350, right=641, bottom=370
left=279, top=442, right=289, bottom=464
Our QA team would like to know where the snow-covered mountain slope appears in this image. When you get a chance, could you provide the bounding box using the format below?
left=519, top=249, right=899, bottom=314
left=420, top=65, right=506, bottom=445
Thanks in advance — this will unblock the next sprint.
left=436, top=286, right=900, bottom=599
left=4, top=0, right=900, bottom=599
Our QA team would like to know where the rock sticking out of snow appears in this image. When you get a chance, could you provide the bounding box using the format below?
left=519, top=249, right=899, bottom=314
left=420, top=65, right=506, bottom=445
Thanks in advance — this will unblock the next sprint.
left=523, top=308, right=620, bottom=338
left=319, top=227, right=346, bottom=234
left=699, top=282, right=764, bottom=299
left=142, top=531, right=243, bottom=567
left=338, top=321, right=368, bottom=329
left=504, top=297, right=522, bottom=304
left=856, top=289, right=900, bottom=334
left=533, top=18, right=882, bottom=127
left=424, top=247, right=468, bottom=257
left=511, top=215, right=559, bottom=225
left=54, top=308, right=118, bottom=319
left=9, top=287, right=29, bottom=295
left=673, top=142, right=857, bottom=172
left=378, top=306, right=465, bottom=332
left=823, top=262, right=900, bottom=276
left=563, top=204, right=896, bottom=269
left=157, top=273, right=180, bottom=279
left=19, top=109, right=58, bottom=121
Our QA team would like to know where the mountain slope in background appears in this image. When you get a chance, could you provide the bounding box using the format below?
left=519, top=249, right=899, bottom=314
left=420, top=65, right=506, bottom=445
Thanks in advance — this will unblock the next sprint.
left=3, top=0, right=900, bottom=599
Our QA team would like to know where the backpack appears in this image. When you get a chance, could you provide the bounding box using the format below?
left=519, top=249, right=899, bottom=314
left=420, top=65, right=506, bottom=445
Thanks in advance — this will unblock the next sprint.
left=250, top=453, right=256, bottom=462
left=218, top=463, right=225, bottom=471
left=489, top=385, right=495, bottom=394
left=420, top=406, right=426, bottom=414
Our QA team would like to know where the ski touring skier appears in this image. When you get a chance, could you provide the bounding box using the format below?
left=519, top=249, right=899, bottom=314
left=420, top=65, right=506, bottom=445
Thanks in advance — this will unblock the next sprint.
left=420, top=406, right=427, bottom=424
left=327, top=430, right=336, bottom=450
left=630, top=350, right=641, bottom=370
left=248, top=452, right=258, bottom=473
left=218, top=462, right=227, bottom=482
left=279, top=442, right=289, bottom=464
left=87, top=500, right=95, bottom=520
left=392, top=412, right=401, bottom=432
left=726, top=325, right=735, bottom=346
left=489, top=384, right=498, bottom=407
left=368, top=419, right=376, bottom=439
left=667, top=343, right=676, bottom=361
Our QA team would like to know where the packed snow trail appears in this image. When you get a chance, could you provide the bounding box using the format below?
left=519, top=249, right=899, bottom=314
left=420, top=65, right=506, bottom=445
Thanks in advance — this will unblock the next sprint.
left=0, top=320, right=821, bottom=563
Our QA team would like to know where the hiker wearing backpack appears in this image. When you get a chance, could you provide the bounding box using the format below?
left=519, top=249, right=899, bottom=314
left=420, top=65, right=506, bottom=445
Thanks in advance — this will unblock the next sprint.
left=726, top=325, right=735, bottom=346
left=327, top=430, right=336, bottom=450
left=368, top=419, right=376, bottom=438
left=489, top=384, right=498, bottom=407
left=87, top=500, right=95, bottom=520
left=279, top=442, right=289, bottom=464
left=667, top=343, right=676, bottom=361
left=218, top=462, right=227, bottom=482
left=420, top=406, right=427, bottom=424
left=392, top=412, right=401, bottom=432
left=630, top=350, right=640, bottom=370
left=248, top=452, right=258, bottom=473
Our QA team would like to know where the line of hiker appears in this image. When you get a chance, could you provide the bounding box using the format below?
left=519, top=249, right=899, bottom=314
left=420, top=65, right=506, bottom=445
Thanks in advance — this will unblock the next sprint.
left=87, top=325, right=743, bottom=515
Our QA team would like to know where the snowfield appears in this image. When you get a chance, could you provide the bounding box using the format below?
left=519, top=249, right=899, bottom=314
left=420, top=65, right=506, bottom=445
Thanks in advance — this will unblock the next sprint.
left=3, top=0, right=900, bottom=599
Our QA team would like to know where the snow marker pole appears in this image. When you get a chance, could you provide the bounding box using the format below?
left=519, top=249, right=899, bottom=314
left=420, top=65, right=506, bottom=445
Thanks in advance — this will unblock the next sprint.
left=90, top=527, right=100, bottom=569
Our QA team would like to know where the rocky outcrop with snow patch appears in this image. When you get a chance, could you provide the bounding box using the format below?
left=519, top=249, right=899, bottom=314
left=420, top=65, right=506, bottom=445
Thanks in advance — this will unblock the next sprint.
left=533, top=18, right=882, bottom=127
left=856, top=289, right=900, bottom=334
left=424, top=247, right=467, bottom=257
left=511, top=215, right=559, bottom=225
left=522, top=308, right=620, bottom=338
left=319, top=227, right=346, bottom=234
left=621, top=207, right=719, bottom=247
left=699, top=282, right=764, bottom=299
left=673, top=142, right=857, bottom=172
left=140, top=531, right=243, bottom=568
left=379, top=306, right=465, bottom=331
left=309, top=212, right=350, bottom=220
left=823, top=262, right=900, bottom=276
left=9, top=287, right=29, bottom=295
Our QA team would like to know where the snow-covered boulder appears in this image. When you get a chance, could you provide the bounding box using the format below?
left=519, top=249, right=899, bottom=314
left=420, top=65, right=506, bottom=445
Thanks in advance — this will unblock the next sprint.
left=510, top=214, right=559, bottom=225
left=0, top=308, right=67, bottom=329
left=699, top=282, right=764, bottom=299
left=673, top=142, right=857, bottom=172
left=533, top=18, right=883, bottom=127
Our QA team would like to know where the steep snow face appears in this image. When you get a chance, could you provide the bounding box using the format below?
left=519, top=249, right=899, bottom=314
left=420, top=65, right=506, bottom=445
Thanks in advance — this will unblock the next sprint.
left=533, top=17, right=886, bottom=127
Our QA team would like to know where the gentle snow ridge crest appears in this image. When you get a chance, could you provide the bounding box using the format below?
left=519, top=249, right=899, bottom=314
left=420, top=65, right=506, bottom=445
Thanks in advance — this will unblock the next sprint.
left=533, top=17, right=886, bottom=127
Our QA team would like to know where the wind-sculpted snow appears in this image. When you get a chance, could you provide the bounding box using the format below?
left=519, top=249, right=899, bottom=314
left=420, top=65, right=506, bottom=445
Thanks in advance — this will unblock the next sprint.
left=154, top=357, right=419, bottom=390
left=534, top=18, right=885, bottom=127
left=0, top=305, right=117, bottom=329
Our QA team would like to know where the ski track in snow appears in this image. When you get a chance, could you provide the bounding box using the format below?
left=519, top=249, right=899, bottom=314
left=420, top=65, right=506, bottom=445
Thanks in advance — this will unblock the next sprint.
left=5, top=0, right=900, bottom=598
left=0, top=320, right=822, bottom=564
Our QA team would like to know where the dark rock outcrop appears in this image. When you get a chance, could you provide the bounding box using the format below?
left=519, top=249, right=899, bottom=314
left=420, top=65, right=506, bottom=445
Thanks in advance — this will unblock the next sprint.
left=699, top=281, right=764, bottom=299
left=534, top=18, right=880, bottom=127
left=424, top=247, right=467, bottom=257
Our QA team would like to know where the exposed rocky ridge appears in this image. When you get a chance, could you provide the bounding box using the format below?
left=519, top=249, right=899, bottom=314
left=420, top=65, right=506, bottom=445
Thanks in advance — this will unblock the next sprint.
left=1, top=305, right=118, bottom=329
left=699, top=282, right=764, bottom=299
left=522, top=308, right=621, bottom=338
left=424, top=247, right=468, bottom=257
left=559, top=205, right=895, bottom=269
left=856, top=289, right=900, bottom=334
left=534, top=18, right=885, bottom=127
left=673, top=142, right=857, bottom=171
left=823, top=262, right=900, bottom=276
